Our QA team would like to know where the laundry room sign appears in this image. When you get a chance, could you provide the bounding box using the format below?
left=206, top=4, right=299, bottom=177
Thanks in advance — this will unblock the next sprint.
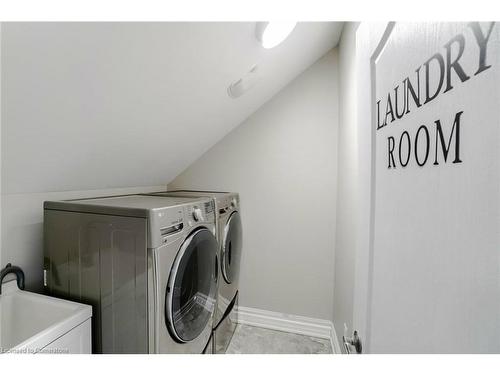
left=375, top=22, right=496, bottom=170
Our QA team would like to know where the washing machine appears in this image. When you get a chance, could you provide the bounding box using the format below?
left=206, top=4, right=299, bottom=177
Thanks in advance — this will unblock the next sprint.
left=44, top=194, right=218, bottom=354
left=144, top=191, right=242, bottom=354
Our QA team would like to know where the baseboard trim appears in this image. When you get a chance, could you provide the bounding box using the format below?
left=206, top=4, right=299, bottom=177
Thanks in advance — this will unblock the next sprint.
left=236, top=306, right=342, bottom=354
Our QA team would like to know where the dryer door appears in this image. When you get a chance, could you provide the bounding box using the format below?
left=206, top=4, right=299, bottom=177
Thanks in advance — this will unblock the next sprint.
left=221, top=211, right=243, bottom=284
left=166, top=228, right=218, bottom=343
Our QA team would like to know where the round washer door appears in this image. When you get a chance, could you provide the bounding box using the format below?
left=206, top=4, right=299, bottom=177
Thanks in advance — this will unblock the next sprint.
left=222, top=211, right=243, bottom=284
left=165, top=227, right=218, bottom=343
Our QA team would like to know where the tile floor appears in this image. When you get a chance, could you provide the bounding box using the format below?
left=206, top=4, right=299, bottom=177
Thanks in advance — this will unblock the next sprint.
left=225, top=324, right=333, bottom=354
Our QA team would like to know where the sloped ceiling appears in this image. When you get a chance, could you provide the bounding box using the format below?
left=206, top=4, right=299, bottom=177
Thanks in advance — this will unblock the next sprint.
left=1, top=22, right=343, bottom=194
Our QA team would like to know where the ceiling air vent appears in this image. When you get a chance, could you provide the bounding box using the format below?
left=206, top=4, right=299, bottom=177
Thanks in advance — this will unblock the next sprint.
left=228, top=64, right=260, bottom=99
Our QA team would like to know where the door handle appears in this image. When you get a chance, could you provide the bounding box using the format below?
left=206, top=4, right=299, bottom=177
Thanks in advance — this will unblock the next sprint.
left=343, top=330, right=362, bottom=354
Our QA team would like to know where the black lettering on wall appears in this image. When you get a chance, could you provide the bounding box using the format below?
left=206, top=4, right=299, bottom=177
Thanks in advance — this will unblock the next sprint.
left=469, top=22, right=495, bottom=75
left=433, top=111, right=464, bottom=165
left=388, top=136, right=396, bottom=169
left=424, top=53, right=445, bottom=104
left=394, top=85, right=406, bottom=119
left=376, top=22, right=496, bottom=132
left=376, top=100, right=384, bottom=129
left=443, top=34, right=470, bottom=93
left=375, top=24, right=497, bottom=170
left=404, top=67, right=422, bottom=115
left=384, top=93, right=395, bottom=126
left=399, top=131, right=411, bottom=167
left=415, top=125, right=430, bottom=166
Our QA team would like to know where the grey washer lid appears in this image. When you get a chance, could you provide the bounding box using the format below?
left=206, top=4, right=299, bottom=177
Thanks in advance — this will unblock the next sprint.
left=144, top=190, right=239, bottom=210
left=44, top=194, right=201, bottom=218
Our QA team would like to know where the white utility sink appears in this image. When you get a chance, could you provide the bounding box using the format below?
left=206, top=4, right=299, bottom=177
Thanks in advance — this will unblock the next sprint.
left=0, top=280, right=92, bottom=354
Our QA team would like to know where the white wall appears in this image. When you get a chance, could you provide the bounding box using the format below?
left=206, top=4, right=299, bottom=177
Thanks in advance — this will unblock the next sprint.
left=1, top=23, right=177, bottom=289
left=1, top=23, right=341, bottom=195
left=333, top=22, right=359, bottom=343
left=168, top=50, right=339, bottom=320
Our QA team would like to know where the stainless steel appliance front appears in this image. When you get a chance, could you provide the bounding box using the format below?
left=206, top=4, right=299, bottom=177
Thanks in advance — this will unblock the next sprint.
left=142, top=190, right=243, bottom=353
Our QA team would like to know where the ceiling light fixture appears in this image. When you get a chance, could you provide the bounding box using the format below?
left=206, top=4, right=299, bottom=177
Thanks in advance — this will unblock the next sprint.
left=256, top=22, right=297, bottom=49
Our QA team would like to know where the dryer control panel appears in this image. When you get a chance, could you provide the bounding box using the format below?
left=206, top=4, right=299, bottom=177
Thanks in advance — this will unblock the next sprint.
left=217, top=194, right=239, bottom=216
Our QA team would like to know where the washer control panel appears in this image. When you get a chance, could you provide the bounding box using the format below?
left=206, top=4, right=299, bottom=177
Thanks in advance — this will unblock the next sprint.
left=149, top=197, right=215, bottom=248
left=186, top=200, right=214, bottom=224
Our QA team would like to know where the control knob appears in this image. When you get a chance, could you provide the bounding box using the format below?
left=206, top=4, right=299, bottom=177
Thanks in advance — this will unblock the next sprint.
left=192, top=207, right=203, bottom=222
left=230, top=198, right=237, bottom=208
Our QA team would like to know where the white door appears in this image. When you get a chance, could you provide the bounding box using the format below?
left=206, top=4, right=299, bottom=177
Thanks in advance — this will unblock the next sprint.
left=350, top=22, right=500, bottom=353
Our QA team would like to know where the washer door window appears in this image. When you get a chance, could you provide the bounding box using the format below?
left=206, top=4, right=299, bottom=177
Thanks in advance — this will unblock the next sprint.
left=222, top=211, right=243, bottom=284
left=166, top=228, right=218, bottom=343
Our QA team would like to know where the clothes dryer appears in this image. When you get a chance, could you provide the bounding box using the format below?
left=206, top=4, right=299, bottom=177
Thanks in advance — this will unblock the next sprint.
left=144, top=191, right=242, bottom=354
